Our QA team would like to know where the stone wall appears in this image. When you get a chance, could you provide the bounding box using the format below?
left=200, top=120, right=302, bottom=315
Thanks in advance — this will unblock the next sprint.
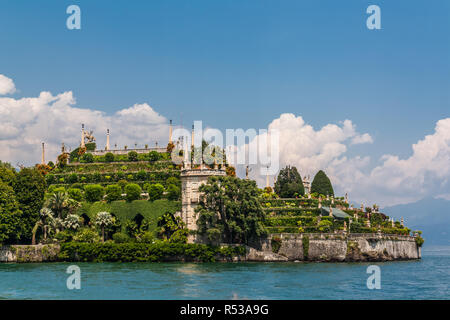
left=0, top=234, right=420, bottom=263
left=0, top=244, right=60, bottom=263
left=246, top=233, right=421, bottom=262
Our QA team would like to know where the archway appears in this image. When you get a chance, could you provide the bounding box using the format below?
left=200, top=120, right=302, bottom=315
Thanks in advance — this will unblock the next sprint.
left=133, top=213, right=145, bottom=229
left=80, top=214, right=90, bottom=226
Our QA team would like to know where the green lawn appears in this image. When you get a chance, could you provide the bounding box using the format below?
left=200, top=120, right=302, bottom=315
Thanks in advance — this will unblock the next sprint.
left=77, top=199, right=181, bottom=234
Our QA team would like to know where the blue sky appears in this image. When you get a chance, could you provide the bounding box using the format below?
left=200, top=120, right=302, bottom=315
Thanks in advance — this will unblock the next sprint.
left=0, top=0, right=449, bottom=205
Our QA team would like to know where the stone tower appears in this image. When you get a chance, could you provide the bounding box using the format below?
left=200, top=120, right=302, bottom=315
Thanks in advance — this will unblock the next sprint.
left=179, top=140, right=226, bottom=235
left=303, top=175, right=311, bottom=195
left=180, top=166, right=226, bottom=232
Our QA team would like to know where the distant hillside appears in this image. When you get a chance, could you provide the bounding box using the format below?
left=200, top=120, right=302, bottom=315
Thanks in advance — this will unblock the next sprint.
left=382, top=198, right=450, bottom=245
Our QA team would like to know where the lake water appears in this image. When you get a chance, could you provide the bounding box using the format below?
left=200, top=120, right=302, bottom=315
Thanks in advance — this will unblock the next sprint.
left=1, top=246, right=449, bottom=300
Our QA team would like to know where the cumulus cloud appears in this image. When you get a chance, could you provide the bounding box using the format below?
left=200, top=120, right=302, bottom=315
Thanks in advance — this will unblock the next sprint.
left=0, top=89, right=169, bottom=166
left=353, top=118, right=450, bottom=206
left=0, top=74, right=16, bottom=95
left=351, top=133, right=373, bottom=145
left=1, top=76, right=448, bottom=207
left=240, top=113, right=450, bottom=207
left=239, top=113, right=373, bottom=184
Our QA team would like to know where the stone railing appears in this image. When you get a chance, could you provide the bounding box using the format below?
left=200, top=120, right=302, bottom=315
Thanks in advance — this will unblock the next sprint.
left=267, top=232, right=416, bottom=241
left=90, top=147, right=167, bottom=156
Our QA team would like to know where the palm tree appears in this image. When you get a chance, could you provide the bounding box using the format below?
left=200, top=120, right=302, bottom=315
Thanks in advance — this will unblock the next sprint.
left=45, top=191, right=79, bottom=219
left=94, top=211, right=114, bottom=242
left=32, top=208, right=55, bottom=245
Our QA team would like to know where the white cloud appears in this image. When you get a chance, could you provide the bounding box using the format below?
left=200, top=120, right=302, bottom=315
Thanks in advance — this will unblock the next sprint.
left=242, top=113, right=450, bottom=207
left=351, top=133, right=373, bottom=145
left=0, top=89, right=169, bottom=166
left=235, top=113, right=373, bottom=188
left=0, top=74, right=16, bottom=95
left=1, top=76, right=448, bottom=208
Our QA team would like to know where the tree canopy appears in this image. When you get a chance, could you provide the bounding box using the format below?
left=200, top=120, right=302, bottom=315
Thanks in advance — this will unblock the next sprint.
left=274, top=166, right=305, bottom=198
left=311, top=170, right=334, bottom=196
left=12, top=168, right=46, bottom=242
left=0, top=182, right=23, bottom=244
left=196, top=176, right=266, bottom=244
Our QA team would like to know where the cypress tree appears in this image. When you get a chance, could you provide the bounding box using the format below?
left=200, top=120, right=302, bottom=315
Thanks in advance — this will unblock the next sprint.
left=274, top=166, right=305, bottom=198
left=311, top=170, right=334, bottom=196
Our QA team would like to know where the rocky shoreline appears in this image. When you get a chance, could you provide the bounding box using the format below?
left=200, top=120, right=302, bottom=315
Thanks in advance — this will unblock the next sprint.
left=0, top=233, right=421, bottom=263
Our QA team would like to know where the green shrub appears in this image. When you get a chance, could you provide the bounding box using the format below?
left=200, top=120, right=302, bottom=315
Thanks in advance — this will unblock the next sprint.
left=318, top=219, right=332, bottom=232
left=169, top=229, right=188, bottom=244
left=125, top=183, right=142, bottom=202
left=112, top=232, right=130, bottom=243
left=166, top=177, right=179, bottom=186
left=51, top=186, right=66, bottom=194
left=166, top=184, right=180, bottom=201
left=82, top=153, right=94, bottom=163
left=148, top=151, right=159, bottom=162
left=45, top=174, right=55, bottom=184
left=138, top=231, right=155, bottom=244
left=415, top=236, right=425, bottom=247
left=72, top=228, right=101, bottom=243
left=118, top=179, right=128, bottom=191
left=105, top=152, right=115, bottom=162
left=128, top=151, right=138, bottom=162
left=136, top=170, right=147, bottom=180
left=84, top=184, right=105, bottom=202
left=147, top=183, right=164, bottom=201
left=55, top=230, right=75, bottom=243
left=85, top=142, right=96, bottom=151
left=67, top=173, right=78, bottom=184
left=58, top=242, right=245, bottom=262
left=67, top=188, right=84, bottom=202
left=105, top=184, right=122, bottom=202
left=71, top=183, right=84, bottom=190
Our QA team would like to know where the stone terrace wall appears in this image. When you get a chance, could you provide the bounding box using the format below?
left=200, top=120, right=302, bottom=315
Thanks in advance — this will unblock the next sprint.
left=248, top=233, right=421, bottom=262
left=0, top=244, right=60, bottom=263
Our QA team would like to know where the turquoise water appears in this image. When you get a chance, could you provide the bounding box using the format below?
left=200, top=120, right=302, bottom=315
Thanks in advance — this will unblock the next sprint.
left=1, top=247, right=449, bottom=300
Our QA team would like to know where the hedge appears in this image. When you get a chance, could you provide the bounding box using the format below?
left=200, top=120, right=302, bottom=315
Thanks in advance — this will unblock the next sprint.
left=263, top=207, right=321, bottom=215
left=264, top=216, right=317, bottom=227
left=76, top=199, right=181, bottom=234
left=72, top=151, right=171, bottom=164
left=46, top=170, right=180, bottom=186
left=58, top=242, right=246, bottom=262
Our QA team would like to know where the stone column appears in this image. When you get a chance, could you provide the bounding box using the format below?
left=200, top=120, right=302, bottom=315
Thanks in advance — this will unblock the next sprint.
left=41, top=142, right=45, bottom=165
left=169, top=120, right=173, bottom=144
left=81, top=124, right=85, bottom=148
left=106, top=129, right=110, bottom=151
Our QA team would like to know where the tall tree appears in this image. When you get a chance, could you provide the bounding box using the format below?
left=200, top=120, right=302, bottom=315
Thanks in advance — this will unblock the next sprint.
left=12, top=168, right=46, bottom=242
left=32, top=208, right=55, bottom=245
left=0, top=166, right=16, bottom=187
left=196, top=176, right=267, bottom=244
left=0, top=182, right=23, bottom=244
left=274, top=166, right=305, bottom=198
left=311, top=170, right=334, bottom=196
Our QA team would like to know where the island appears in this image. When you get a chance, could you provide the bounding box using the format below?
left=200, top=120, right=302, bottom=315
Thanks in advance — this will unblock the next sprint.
left=0, top=123, right=424, bottom=263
